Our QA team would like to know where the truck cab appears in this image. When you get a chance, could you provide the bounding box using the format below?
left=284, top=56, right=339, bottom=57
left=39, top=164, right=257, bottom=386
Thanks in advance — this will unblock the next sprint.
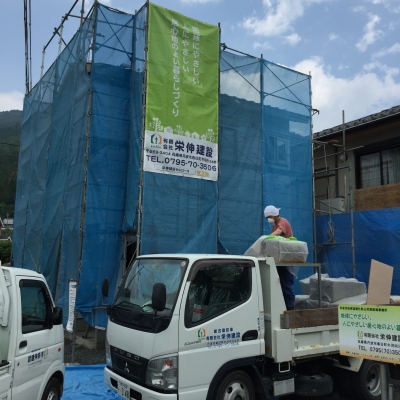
left=0, top=265, right=64, bottom=400
left=104, top=255, right=262, bottom=399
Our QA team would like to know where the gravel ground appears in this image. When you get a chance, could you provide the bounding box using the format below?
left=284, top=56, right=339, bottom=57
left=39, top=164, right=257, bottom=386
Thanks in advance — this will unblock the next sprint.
left=64, top=338, right=106, bottom=365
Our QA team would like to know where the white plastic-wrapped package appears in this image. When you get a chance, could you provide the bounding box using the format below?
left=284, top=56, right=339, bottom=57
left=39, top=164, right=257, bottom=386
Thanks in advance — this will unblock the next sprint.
left=294, top=295, right=310, bottom=310
left=244, top=236, right=308, bottom=263
left=309, top=276, right=366, bottom=303
left=305, top=299, right=332, bottom=308
left=295, top=293, right=367, bottom=310
left=299, top=273, right=329, bottom=295
left=244, top=236, right=268, bottom=257
left=332, top=293, right=367, bottom=306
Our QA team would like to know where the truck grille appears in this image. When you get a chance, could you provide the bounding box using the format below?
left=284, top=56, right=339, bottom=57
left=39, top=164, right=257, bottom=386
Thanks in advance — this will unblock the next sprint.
left=111, top=345, right=148, bottom=383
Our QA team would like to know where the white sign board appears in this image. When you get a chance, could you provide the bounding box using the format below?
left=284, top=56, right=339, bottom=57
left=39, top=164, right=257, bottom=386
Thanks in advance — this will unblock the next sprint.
left=66, top=280, right=77, bottom=333
left=339, top=304, right=400, bottom=364
left=144, top=129, right=218, bottom=180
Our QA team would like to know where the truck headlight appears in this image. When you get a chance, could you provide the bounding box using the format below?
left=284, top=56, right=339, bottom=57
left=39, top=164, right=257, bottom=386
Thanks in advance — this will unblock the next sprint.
left=105, top=337, right=112, bottom=368
left=145, top=354, right=178, bottom=391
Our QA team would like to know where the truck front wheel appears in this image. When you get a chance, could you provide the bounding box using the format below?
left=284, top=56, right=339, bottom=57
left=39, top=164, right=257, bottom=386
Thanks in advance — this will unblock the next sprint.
left=215, top=370, right=255, bottom=400
left=41, top=377, right=61, bottom=400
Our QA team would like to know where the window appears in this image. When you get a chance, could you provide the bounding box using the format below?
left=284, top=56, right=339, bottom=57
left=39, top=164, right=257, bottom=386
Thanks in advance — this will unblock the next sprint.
left=185, top=261, right=252, bottom=327
left=20, top=281, right=52, bottom=334
left=267, top=136, right=290, bottom=169
left=358, top=145, right=400, bottom=188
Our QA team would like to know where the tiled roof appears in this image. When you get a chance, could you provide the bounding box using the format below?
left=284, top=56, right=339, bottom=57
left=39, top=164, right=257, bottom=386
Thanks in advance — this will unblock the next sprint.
left=314, top=105, right=400, bottom=139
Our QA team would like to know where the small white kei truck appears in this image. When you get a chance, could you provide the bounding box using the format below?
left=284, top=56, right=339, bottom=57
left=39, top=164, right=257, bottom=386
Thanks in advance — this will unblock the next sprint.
left=103, top=254, right=391, bottom=400
left=0, top=265, right=64, bottom=400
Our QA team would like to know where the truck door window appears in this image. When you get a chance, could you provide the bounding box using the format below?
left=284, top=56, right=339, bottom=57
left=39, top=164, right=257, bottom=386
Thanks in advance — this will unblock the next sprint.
left=185, top=262, right=251, bottom=327
left=20, top=281, right=52, bottom=334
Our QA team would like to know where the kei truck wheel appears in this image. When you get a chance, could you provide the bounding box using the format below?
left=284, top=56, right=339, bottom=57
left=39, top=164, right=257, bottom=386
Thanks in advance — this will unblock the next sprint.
left=215, top=370, right=255, bottom=400
left=294, top=373, right=333, bottom=396
left=41, top=377, right=61, bottom=400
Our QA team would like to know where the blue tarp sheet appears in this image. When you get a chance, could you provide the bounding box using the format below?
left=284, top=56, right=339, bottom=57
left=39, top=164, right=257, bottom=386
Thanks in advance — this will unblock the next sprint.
left=218, top=52, right=313, bottom=291
left=14, top=13, right=94, bottom=306
left=77, top=5, right=134, bottom=328
left=62, top=365, right=118, bottom=400
left=316, top=207, right=400, bottom=294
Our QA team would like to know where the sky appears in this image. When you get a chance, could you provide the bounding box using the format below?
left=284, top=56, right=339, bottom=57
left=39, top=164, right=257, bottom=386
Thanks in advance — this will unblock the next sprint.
left=0, top=0, right=399, bottom=133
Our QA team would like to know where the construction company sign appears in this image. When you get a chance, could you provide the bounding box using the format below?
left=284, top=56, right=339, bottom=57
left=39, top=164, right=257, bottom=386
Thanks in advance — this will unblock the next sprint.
left=144, top=3, right=219, bottom=181
left=338, top=304, right=400, bottom=363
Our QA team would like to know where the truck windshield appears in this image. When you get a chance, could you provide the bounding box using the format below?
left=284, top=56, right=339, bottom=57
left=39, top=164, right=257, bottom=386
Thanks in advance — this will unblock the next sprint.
left=113, top=258, right=187, bottom=318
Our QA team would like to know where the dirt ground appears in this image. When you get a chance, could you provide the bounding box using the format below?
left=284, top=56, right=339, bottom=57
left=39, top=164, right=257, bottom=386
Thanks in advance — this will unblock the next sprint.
left=64, top=338, right=106, bottom=365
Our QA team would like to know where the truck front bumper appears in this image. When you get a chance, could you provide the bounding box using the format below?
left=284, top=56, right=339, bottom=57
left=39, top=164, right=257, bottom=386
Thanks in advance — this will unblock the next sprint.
left=104, top=366, right=177, bottom=400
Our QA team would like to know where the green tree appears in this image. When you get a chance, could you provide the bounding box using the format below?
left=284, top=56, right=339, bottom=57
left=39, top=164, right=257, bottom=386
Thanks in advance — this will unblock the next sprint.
left=0, top=241, right=12, bottom=264
left=0, top=110, right=21, bottom=217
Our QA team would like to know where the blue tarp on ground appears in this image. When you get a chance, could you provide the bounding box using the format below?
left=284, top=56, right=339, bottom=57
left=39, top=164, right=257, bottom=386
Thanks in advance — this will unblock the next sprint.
left=316, top=207, right=400, bottom=294
left=62, top=365, right=119, bottom=400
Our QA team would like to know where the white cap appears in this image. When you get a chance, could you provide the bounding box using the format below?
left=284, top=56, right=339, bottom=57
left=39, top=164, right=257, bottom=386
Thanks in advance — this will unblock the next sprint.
left=264, top=205, right=280, bottom=218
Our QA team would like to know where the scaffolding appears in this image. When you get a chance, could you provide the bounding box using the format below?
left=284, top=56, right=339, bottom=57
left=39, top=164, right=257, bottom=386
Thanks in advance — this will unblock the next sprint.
left=15, top=2, right=314, bottom=340
left=312, top=111, right=356, bottom=278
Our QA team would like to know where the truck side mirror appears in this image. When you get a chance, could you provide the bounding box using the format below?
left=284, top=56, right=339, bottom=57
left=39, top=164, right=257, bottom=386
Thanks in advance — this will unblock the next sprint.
left=152, top=283, right=166, bottom=312
left=52, top=307, right=63, bottom=325
left=102, top=278, right=109, bottom=298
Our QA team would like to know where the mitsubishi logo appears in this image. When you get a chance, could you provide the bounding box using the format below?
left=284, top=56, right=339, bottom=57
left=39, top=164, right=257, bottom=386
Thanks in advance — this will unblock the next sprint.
left=124, top=362, right=130, bottom=373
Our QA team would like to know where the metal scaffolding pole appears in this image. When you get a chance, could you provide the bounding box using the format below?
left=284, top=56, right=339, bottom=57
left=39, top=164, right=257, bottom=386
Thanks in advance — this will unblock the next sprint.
left=58, top=18, right=64, bottom=55
left=312, top=110, right=356, bottom=277
left=72, top=3, right=97, bottom=363
left=80, top=0, right=85, bottom=26
left=136, top=2, right=150, bottom=257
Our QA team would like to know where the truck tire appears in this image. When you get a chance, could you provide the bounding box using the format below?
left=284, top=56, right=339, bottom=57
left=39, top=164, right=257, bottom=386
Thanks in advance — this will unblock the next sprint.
left=338, top=368, right=358, bottom=399
left=351, top=360, right=387, bottom=400
left=294, top=373, right=333, bottom=396
left=41, top=377, right=61, bottom=400
left=214, top=370, right=255, bottom=400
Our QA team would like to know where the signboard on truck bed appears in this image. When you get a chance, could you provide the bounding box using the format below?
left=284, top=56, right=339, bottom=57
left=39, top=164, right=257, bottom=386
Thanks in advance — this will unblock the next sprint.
left=339, top=304, right=400, bottom=364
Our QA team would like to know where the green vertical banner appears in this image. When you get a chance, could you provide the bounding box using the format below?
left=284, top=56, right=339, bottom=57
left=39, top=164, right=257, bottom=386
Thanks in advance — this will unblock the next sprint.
left=144, top=3, right=219, bottom=181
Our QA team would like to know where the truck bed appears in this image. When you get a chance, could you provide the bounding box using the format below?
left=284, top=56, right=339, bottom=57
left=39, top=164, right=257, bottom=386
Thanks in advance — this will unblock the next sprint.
left=259, top=258, right=340, bottom=363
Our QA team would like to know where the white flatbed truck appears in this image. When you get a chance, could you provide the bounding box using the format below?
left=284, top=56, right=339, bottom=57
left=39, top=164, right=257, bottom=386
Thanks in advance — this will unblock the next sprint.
left=103, top=254, right=390, bottom=400
left=0, top=265, right=64, bottom=400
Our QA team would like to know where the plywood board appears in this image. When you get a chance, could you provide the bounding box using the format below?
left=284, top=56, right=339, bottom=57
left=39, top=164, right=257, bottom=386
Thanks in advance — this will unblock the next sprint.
left=366, top=259, right=393, bottom=305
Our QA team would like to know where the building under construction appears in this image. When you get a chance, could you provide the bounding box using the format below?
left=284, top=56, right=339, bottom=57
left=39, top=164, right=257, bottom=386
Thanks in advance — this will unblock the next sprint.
left=13, top=2, right=313, bottom=328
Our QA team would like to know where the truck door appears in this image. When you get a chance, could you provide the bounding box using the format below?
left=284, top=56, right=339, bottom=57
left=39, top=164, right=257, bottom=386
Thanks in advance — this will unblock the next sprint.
left=0, top=361, right=11, bottom=399
left=13, top=278, right=56, bottom=400
left=0, top=270, right=11, bottom=399
left=178, top=259, right=262, bottom=399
